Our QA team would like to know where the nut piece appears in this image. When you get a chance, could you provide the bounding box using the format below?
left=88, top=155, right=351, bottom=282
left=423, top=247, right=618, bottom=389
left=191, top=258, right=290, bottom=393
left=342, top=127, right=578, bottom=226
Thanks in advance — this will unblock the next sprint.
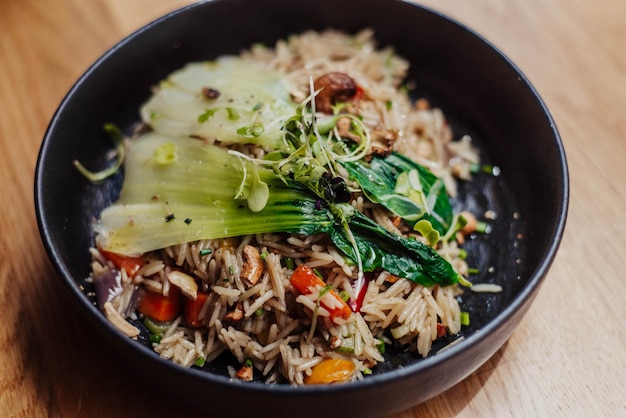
left=103, top=301, right=140, bottom=338
left=313, top=72, right=357, bottom=114
left=223, top=302, right=244, bottom=324
left=369, top=129, right=397, bottom=157
left=240, top=245, right=264, bottom=286
left=167, top=270, right=198, bottom=300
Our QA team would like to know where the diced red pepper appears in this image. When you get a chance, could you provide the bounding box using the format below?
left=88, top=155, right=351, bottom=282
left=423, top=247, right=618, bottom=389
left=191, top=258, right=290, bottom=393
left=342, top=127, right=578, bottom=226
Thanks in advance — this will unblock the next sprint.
left=100, top=249, right=144, bottom=278
left=184, top=291, right=209, bottom=327
left=138, top=286, right=182, bottom=323
left=290, top=265, right=351, bottom=323
left=436, top=322, right=447, bottom=338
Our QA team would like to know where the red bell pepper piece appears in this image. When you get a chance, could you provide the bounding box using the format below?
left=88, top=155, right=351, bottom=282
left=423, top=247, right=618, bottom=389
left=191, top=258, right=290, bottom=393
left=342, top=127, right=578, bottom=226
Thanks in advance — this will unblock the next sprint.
left=138, top=286, right=182, bottom=323
left=290, top=265, right=351, bottom=324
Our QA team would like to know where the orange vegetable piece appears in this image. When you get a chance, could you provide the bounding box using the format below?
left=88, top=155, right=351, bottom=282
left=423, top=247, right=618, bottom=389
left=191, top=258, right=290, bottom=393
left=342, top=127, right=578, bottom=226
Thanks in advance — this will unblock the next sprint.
left=305, top=358, right=356, bottom=384
left=289, top=265, right=352, bottom=324
left=138, top=286, right=182, bottom=322
left=184, top=291, right=209, bottom=327
left=100, top=249, right=144, bottom=277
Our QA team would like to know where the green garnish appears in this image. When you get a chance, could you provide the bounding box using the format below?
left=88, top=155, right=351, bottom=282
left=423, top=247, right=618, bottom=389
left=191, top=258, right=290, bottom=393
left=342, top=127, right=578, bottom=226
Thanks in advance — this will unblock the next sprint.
left=460, top=311, right=470, bottom=326
left=143, top=317, right=171, bottom=334
left=414, top=219, right=440, bottom=246
left=226, top=107, right=240, bottom=121
left=73, top=123, right=126, bottom=182
left=336, top=335, right=355, bottom=353
left=198, top=108, right=218, bottom=123
left=339, top=290, right=350, bottom=302
left=254, top=308, right=265, bottom=317
left=199, top=248, right=212, bottom=256
left=375, top=338, right=386, bottom=354
left=154, top=142, right=177, bottom=165
left=195, top=357, right=206, bottom=367
left=245, top=358, right=253, bottom=367
left=149, top=334, right=162, bottom=344
left=236, top=122, right=265, bottom=138
left=282, top=257, right=296, bottom=270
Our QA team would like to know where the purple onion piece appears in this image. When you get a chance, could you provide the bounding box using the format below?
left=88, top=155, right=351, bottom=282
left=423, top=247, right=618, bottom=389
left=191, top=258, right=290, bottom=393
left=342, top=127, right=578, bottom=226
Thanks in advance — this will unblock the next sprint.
left=93, top=268, right=123, bottom=310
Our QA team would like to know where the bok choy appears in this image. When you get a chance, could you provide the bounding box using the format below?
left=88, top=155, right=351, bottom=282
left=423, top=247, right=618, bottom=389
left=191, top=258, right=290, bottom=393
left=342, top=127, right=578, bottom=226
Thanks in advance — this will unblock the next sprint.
left=96, top=132, right=462, bottom=287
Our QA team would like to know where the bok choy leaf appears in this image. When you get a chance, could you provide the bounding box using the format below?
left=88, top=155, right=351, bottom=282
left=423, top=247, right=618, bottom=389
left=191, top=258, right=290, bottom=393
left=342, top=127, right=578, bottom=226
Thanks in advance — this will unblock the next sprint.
left=341, top=152, right=453, bottom=234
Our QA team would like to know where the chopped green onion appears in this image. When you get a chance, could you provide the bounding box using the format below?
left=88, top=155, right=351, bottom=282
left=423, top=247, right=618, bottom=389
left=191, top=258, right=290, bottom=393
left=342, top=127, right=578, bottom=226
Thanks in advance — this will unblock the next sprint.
left=467, top=267, right=479, bottom=275
left=195, top=357, right=206, bottom=367
left=460, top=311, right=470, bottom=326
left=149, top=334, right=162, bottom=344
left=375, top=338, right=386, bottom=354
left=245, top=358, right=253, bottom=367
left=228, top=265, right=235, bottom=275
left=386, top=100, right=393, bottom=110
left=282, top=257, right=296, bottom=270
left=199, top=248, right=212, bottom=256
left=154, top=142, right=177, bottom=165
left=476, top=221, right=491, bottom=234
left=226, top=107, right=240, bottom=121
left=362, top=367, right=373, bottom=375
left=198, top=108, right=218, bottom=123
left=143, top=317, right=171, bottom=334
left=339, top=290, right=350, bottom=302
left=458, top=248, right=467, bottom=260
left=260, top=250, right=269, bottom=260
left=335, top=335, right=355, bottom=353
left=470, top=163, right=500, bottom=176
left=254, top=308, right=264, bottom=317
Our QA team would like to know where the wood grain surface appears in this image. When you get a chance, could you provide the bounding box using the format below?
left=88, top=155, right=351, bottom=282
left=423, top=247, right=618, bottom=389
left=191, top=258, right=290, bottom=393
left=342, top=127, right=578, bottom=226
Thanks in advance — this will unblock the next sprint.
left=1, top=0, right=624, bottom=416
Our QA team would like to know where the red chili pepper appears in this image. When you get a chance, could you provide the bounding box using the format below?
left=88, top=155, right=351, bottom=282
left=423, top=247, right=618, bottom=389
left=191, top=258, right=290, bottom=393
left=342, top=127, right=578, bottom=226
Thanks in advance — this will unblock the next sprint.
left=353, top=85, right=365, bottom=103
left=184, top=291, right=209, bottom=327
left=290, top=265, right=351, bottom=324
left=100, top=249, right=144, bottom=278
left=138, top=286, right=182, bottom=323
left=349, top=272, right=373, bottom=313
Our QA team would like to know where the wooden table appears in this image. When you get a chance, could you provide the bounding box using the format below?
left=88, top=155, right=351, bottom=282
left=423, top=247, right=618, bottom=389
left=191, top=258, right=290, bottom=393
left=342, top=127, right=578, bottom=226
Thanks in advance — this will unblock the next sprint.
left=1, top=0, right=624, bottom=416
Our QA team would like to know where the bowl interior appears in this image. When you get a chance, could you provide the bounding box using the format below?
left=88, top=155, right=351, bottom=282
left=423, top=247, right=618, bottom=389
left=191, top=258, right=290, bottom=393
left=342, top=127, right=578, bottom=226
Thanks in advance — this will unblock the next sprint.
left=35, top=0, right=567, bottom=416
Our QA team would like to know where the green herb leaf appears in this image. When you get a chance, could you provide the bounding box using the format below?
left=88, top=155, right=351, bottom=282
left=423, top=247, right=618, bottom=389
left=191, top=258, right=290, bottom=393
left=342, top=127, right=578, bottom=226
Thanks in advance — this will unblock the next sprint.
left=198, top=108, right=218, bottom=123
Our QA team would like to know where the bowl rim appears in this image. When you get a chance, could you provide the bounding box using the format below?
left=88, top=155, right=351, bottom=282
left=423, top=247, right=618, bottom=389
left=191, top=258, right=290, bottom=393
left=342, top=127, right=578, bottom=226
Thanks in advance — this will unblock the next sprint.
left=34, top=0, right=569, bottom=396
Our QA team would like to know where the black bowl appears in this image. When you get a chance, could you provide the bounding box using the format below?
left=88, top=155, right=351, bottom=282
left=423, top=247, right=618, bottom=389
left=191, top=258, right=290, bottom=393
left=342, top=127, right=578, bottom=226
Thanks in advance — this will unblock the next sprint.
left=35, top=0, right=568, bottom=416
